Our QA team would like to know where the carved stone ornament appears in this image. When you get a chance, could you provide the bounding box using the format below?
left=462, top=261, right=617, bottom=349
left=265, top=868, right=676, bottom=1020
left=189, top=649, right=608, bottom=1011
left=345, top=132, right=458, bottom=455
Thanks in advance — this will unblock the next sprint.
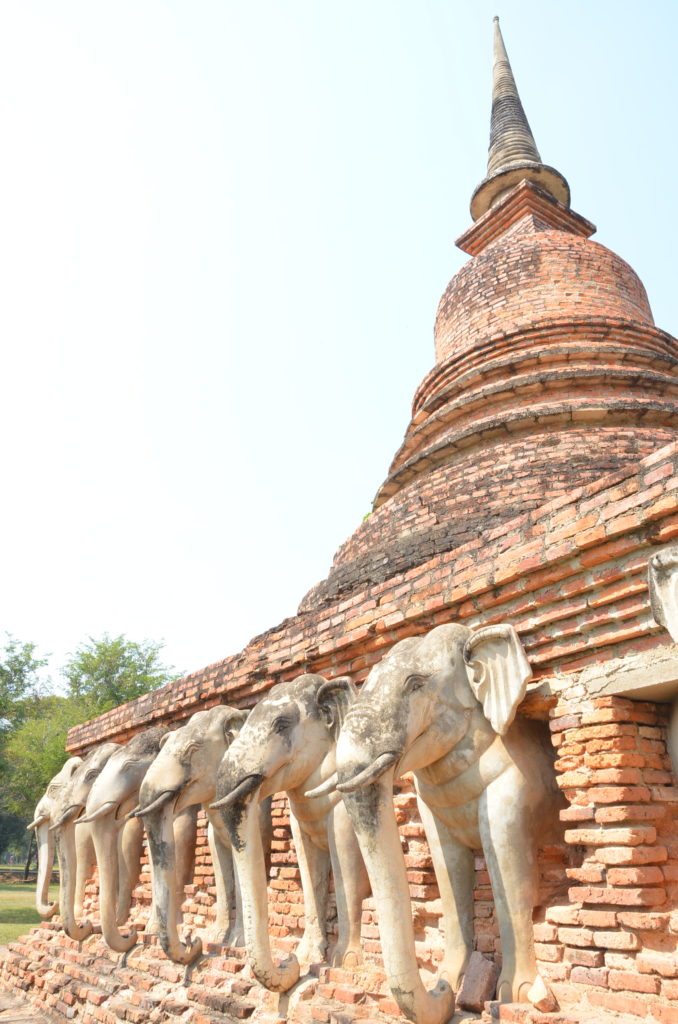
left=648, top=545, right=678, bottom=642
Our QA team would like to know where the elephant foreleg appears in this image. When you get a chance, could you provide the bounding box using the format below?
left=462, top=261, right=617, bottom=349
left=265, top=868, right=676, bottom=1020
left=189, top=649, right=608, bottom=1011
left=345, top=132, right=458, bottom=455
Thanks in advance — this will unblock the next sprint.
left=479, top=778, right=541, bottom=1004
left=290, top=810, right=330, bottom=967
left=328, top=798, right=369, bottom=968
left=417, top=797, right=474, bottom=991
left=205, top=809, right=240, bottom=946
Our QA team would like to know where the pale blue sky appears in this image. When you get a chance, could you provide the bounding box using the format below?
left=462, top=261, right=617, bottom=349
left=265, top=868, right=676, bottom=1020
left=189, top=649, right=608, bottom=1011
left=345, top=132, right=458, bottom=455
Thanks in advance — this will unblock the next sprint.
left=0, top=1, right=676, bottom=682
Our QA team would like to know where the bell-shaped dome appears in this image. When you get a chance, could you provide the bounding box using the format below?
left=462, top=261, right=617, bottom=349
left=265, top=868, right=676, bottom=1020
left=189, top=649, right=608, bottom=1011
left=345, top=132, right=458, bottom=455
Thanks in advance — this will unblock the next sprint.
left=434, top=229, right=653, bottom=370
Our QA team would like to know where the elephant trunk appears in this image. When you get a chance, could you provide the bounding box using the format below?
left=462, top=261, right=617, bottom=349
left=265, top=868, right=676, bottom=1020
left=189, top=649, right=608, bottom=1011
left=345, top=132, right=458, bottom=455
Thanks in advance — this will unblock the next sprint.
left=90, top=812, right=137, bottom=953
left=221, top=795, right=299, bottom=992
left=55, top=825, right=93, bottom=942
left=34, top=821, right=57, bottom=918
left=144, top=805, right=202, bottom=965
left=341, top=773, right=455, bottom=1024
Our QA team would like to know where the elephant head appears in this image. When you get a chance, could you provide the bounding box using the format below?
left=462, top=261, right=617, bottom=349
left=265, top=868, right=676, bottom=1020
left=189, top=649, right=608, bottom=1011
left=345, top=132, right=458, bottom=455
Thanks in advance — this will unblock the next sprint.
left=212, top=673, right=357, bottom=992
left=27, top=757, right=83, bottom=918
left=137, top=704, right=249, bottom=964
left=336, top=623, right=553, bottom=1024
left=77, top=726, right=168, bottom=953
left=49, top=742, right=121, bottom=941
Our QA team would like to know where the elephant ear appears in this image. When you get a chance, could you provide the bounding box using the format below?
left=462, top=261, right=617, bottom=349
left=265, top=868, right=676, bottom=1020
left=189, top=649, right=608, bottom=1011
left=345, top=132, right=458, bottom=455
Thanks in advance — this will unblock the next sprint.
left=221, top=708, right=248, bottom=745
left=62, top=757, right=84, bottom=780
left=315, top=677, right=357, bottom=740
left=463, top=624, right=532, bottom=736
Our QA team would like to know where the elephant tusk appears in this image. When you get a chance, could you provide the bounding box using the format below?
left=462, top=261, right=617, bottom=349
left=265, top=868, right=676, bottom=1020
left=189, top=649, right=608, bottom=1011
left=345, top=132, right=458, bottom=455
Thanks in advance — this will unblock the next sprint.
left=304, top=772, right=338, bottom=799
left=136, top=790, right=178, bottom=817
left=209, top=773, right=264, bottom=810
left=125, top=804, right=140, bottom=821
left=49, top=804, right=82, bottom=830
left=76, top=801, right=117, bottom=824
left=336, top=752, right=399, bottom=793
left=27, top=814, right=49, bottom=830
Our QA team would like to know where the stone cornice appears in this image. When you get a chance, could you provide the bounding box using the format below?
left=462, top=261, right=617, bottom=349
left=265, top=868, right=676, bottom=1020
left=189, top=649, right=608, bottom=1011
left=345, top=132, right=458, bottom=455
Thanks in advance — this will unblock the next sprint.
left=458, top=179, right=595, bottom=256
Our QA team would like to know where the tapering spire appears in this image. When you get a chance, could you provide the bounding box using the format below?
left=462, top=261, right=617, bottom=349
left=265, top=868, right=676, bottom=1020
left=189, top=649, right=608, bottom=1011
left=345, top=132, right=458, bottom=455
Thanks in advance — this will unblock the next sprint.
left=487, top=16, right=541, bottom=175
left=470, top=17, right=570, bottom=221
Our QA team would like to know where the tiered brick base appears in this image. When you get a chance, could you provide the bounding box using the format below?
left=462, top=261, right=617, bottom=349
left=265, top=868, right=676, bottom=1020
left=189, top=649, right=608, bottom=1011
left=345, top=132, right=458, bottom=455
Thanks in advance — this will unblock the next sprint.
left=3, top=698, right=678, bottom=1023
left=1, top=924, right=418, bottom=1024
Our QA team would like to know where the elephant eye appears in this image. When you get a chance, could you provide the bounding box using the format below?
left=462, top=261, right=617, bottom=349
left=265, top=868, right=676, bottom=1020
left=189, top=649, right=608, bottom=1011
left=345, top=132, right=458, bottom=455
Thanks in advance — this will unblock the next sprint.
left=180, top=743, right=200, bottom=763
left=404, top=675, right=426, bottom=693
left=120, top=759, right=137, bottom=771
left=84, top=769, right=99, bottom=782
left=273, top=716, right=292, bottom=734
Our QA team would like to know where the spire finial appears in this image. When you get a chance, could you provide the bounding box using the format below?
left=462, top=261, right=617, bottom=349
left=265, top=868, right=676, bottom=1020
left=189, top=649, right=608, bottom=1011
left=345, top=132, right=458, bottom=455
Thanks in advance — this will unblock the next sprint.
left=470, top=19, right=570, bottom=220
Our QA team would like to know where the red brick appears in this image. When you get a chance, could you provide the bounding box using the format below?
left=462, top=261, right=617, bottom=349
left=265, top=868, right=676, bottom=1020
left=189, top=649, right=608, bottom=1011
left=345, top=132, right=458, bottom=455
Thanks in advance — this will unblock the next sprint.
left=588, top=989, right=649, bottom=1016
left=608, top=969, right=661, bottom=994
left=637, top=951, right=678, bottom=977
left=607, top=866, right=665, bottom=886
left=652, top=1007, right=678, bottom=1024
left=595, top=844, right=668, bottom=865
left=564, top=948, right=604, bottom=967
left=569, top=885, right=667, bottom=907
left=557, top=927, right=595, bottom=947
left=565, top=826, right=656, bottom=846
left=569, top=965, right=608, bottom=987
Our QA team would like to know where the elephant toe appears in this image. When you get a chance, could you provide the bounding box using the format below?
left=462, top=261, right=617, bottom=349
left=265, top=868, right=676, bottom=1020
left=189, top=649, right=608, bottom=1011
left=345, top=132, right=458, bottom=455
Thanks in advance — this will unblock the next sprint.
left=331, top=945, right=362, bottom=969
left=341, top=948, right=362, bottom=969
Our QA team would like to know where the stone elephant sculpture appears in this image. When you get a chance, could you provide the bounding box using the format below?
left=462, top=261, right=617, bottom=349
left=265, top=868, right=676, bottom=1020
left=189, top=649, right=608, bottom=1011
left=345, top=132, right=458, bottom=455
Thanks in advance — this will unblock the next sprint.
left=76, top=726, right=169, bottom=953
left=137, top=704, right=272, bottom=965
left=211, top=674, right=370, bottom=993
left=50, top=742, right=121, bottom=941
left=335, top=623, right=560, bottom=1024
left=27, top=757, right=83, bottom=918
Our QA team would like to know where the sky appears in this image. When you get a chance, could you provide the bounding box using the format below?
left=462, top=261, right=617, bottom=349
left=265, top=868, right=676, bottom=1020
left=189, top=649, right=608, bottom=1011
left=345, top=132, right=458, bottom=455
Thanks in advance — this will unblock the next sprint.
left=0, top=1, right=677, bottom=686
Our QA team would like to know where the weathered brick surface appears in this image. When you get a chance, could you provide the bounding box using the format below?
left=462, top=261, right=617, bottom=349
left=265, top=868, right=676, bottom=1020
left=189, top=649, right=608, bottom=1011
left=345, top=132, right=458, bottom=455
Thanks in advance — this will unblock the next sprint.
left=64, top=437, right=678, bottom=751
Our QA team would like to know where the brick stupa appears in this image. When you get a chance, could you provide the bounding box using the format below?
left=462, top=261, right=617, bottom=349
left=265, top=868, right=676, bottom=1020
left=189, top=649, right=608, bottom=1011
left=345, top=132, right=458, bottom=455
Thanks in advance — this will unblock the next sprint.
left=5, top=18, right=678, bottom=1024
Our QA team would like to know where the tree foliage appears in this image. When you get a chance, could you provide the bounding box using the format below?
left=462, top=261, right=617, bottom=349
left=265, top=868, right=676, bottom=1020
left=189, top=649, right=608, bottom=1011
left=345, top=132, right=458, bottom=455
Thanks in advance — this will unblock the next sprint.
left=1, top=695, right=91, bottom=820
left=0, top=633, right=177, bottom=849
left=0, top=634, right=47, bottom=728
left=0, top=812, right=29, bottom=860
left=62, top=634, right=176, bottom=716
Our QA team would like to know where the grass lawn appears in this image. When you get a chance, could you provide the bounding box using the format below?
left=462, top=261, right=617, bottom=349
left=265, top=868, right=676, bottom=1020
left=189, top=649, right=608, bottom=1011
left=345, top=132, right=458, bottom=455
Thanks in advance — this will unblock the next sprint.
left=0, top=883, right=58, bottom=945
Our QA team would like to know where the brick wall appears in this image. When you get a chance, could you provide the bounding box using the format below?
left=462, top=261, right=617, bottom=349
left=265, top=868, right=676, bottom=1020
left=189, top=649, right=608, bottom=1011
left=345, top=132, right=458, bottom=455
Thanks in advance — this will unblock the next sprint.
left=65, top=438, right=678, bottom=752
left=306, top=425, right=676, bottom=609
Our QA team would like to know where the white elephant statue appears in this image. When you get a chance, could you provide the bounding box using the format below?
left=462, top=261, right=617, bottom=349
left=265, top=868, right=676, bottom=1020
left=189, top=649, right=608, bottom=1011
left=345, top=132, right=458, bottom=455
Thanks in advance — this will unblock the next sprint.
left=49, top=742, right=121, bottom=940
left=335, top=622, right=560, bottom=1024
left=211, top=674, right=370, bottom=993
left=27, top=757, right=84, bottom=918
left=137, top=704, right=272, bottom=965
left=75, top=726, right=170, bottom=953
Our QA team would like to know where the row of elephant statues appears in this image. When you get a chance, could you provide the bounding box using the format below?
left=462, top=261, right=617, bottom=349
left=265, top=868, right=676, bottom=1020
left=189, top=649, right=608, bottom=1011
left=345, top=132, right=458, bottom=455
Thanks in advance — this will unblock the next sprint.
left=31, top=622, right=560, bottom=1024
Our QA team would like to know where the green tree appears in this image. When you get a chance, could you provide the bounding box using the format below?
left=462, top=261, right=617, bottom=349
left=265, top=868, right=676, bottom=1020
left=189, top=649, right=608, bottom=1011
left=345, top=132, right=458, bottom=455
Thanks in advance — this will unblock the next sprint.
left=1, top=695, right=90, bottom=821
left=62, top=634, right=176, bottom=716
left=0, top=812, right=30, bottom=861
left=0, top=634, right=47, bottom=729
left=0, top=634, right=50, bottom=868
